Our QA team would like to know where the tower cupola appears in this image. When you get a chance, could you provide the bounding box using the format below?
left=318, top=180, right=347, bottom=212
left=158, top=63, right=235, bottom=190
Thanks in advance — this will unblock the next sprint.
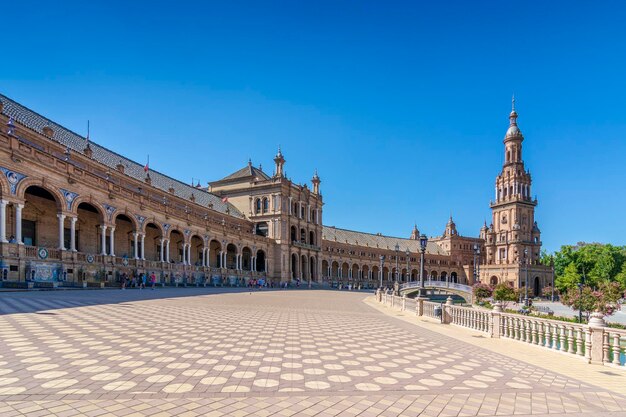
left=274, top=146, right=285, bottom=178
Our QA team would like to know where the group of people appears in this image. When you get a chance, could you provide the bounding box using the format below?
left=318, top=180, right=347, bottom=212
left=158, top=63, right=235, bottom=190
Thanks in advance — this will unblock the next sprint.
left=120, top=272, right=157, bottom=290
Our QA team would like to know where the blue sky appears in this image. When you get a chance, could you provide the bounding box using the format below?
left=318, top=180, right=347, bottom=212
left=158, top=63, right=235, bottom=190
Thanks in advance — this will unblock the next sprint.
left=2, top=1, right=625, bottom=252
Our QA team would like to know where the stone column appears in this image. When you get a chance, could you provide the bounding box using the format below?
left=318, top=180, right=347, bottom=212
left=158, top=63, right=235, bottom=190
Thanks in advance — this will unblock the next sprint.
left=133, top=232, right=139, bottom=259
left=187, top=244, right=192, bottom=265
left=109, top=227, right=115, bottom=257
left=140, top=234, right=146, bottom=260
left=69, top=217, right=77, bottom=252
left=57, top=214, right=66, bottom=250
left=181, top=243, right=186, bottom=265
left=491, top=302, right=502, bottom=338
left=159, top=239, right=164, bottom=262
left=588, top=312, right=607, bottom=364
left=165, top=239, right=170, bottom=263
left=15, top=203, right=23, bottom=244
left=201, top=246, right=206, bottom=267
left=100, top=225, right=107, bottom=255
left=0, top=200, right=7, bottom=243
left=417, top=297, right=425, bottom=316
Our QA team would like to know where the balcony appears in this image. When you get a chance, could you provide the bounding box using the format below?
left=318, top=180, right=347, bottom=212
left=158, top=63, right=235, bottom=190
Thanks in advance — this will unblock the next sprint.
left=291, top=241, right=321, bottom=251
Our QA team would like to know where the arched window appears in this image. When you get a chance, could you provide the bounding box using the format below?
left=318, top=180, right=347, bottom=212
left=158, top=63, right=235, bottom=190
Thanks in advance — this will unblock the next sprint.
left=300, top=228, right=306, bottom=243
left=309, top=231, right=315, bottom=245
left=262, top=197, right=269, bottom=213
left=254, top=198, right=261, bottom=214
left=290, top=226, right=297, bottom=242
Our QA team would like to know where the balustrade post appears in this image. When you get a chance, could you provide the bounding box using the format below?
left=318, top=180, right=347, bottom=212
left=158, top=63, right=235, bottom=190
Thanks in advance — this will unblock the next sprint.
left=417, top=297, right=425, bottom=317
left=442, top=297, right=453, bottom=324
left=491, top=302, right=502, bottom=338
left=402, top=294, right=406, bottom=312
left=588, top=312, right=607, bottom=364
left=612, top=333, right=621, bottom=365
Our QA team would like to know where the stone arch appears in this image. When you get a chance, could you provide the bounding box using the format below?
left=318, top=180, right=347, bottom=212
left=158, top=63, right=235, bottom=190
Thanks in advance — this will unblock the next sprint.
left=242, top=246, right=252, bottom=271
left=372, top=265, right=380, bottom=284
left=209, top=239, right=222, bottom=268
left=144, top=222, right=163, bottom=261
left=76, top=201, right=105, bottom=254
left=21, top=185, right=65, bottom=247
left=290, top=225, right=297, bottom=242
left=112, top=210, right=140, bottom=232
left=189, top=234, right=204, bottom=265
left=382, top=266, right=389, bottom=283
left=450, top=271, right=458, bottom=283
left=169, top=229, right=184, bottom=263
left=322, top=259, right=329, bottom=278
left=534, top=276, right=541, bottom=297
left=430, top=270, right=437, bottom=280
left=310, top=256, right=316, bottom=281
left=301, top=254, right=308, bottom=280
left=440, top=271, right=448, bottom=281
left=112, top=213, right=137, bottom=258
left=341, top=262, right=349, bottom=280
left=331, top=261, right=339, bottom=279
left=490, top=275, right=499, bottom=286
left=255, top=249, right=266, bottom=272
left=351, top=263, right=359, bottom=280
left=411, top=268, right=419, bottom=281
left=291, top=253, right=299, bottom=279
left=309, top=230, right=316, bottom=245
left=17, top=180, right=64, bottom=212
left=71, top=197, right=107, bottom=220
left=226, top=243, right=238, bottom=269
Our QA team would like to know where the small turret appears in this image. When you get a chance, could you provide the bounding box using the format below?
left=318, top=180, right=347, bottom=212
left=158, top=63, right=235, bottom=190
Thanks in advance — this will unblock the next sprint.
left=444, top=215, right=458, bottom=237
left=311, top=169, right=321, bottom=194
left=274, top=146, right=285, bottom=178
left=410, top=224, right=420, bottom=240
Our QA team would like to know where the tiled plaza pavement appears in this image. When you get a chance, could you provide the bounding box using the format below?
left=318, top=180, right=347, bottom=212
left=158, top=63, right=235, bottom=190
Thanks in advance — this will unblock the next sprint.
left=1, top=289, right=625, bottom=416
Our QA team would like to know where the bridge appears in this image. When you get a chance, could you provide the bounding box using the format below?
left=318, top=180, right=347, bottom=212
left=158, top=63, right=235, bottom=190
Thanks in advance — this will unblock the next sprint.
left=400, top=280, right=473, bottom=303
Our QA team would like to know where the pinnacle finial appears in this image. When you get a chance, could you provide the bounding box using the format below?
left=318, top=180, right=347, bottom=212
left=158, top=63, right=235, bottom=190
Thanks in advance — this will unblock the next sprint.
left=512, top=94, right=515, bottom=112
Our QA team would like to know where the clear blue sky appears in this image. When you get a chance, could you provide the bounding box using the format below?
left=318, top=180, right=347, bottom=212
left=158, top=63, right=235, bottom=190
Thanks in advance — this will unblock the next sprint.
left=2, top=1, right=625, bottom=252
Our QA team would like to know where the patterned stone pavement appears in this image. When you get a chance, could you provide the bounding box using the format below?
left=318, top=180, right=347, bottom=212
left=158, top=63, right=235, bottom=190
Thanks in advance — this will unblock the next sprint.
left=0, top=289, right=625, bottom=416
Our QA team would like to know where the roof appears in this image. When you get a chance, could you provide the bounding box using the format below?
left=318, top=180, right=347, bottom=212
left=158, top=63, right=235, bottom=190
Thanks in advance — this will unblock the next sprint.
left=322, top=226, right=446, bottom=255
left=0, top=93, right=243, bottom=218
left=217, top=162, right=271, bottom=183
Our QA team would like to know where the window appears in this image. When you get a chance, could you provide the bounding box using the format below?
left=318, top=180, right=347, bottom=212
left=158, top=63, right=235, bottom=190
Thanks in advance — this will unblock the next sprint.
left=262, top=197, right=269, bottom=213
left=255, top=199, right=261, bottom=214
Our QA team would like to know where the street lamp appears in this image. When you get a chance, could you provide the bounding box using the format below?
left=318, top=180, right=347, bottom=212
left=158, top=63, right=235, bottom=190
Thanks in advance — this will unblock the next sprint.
left=524, top=248, right=529, bottom=307
left=473, top=244, right=481, bottom=284
left=406, top=248, right=410, bottom=282
left=418, top=234, right=428, bottom=297
left=394, top=243, right=400, bottom=283
left=379, top=255, right=385, bottom=289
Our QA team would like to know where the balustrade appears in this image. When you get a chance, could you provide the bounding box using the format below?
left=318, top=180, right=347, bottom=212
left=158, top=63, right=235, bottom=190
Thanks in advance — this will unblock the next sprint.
left=375, top=292, right=626, bottom=369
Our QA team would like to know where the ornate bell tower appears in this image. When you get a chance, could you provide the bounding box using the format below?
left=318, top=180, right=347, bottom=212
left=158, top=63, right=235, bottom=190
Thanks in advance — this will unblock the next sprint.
left=484, top=98, right=542, bottom=272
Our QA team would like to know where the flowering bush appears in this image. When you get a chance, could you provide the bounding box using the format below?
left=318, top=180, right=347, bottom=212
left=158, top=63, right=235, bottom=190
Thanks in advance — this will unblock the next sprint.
left=541, top=285, right=558, bottom=298
left=472, top=283, right=493, bottom=302
left=561, top=282, right=623, bottom=321
left=492, top=283, right=518, bottom=309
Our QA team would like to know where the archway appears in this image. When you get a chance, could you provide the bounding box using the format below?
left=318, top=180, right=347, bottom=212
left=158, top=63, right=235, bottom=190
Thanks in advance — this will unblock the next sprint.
left=226, top=243, right=237, bottom=269
left=411, top=269, right=419, bottom=281
left=309, top=231, right=315, bottom=245
left=430, top=270, right=437, bottom=280
left=534, top=276, right=541, bottom=297
left=322, top=259, right=329, bottom=279
left=209, top=239, right=221, bottom=268
left=242, top=247, right=252, bottom=271
left=290, top=226, right=297, bottom=242
left=168, top=230, right=184, bottom=263
left=291, top=253, right=299, bottom=279
left=351, top=264, right=359, bottom=281
left=310, top=256, right=316, bottom=281
left=114, top=214, right=136, bottom=258
left=490, top=276, right=498, bottom=286
left=450, top=272, right=458, bottom=283
left=76, top=202, right=104, bottom=254
left=256, top=249, right=266, bottom=272
left=22, top=185, right=62, bottom=247
left=144, top=222, right=162, bottom=261
left=301, top=255, right=308, bottom=280
left=362, top=265, right=370, bottom=282
left=382, top=267, right=389, bottom=284
left=331, top=261, right=339, bottom=279
left=372, top=265, right=380, bottom=285
left=341, top=262, right=349, bottom=280
left=440, top=271, right=448, bottom=282
left=190, top=235, right=204, bottom=266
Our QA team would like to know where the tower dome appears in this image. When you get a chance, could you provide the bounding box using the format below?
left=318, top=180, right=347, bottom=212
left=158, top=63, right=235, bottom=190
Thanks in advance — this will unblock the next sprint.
left=505, top=96, right=522, bottom=138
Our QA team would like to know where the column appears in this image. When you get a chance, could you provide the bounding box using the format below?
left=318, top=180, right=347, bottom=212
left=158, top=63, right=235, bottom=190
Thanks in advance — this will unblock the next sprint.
left=187, top=244, right=192, bottom=265
left=201, top=246, right=206, bottom=267
left=57, top=214, right=66, bottom=250
left=15, top=204, right=23, bottom=244
left=140, top=234, right=146, bottom=260
left=159, top=239, right=164, bottom=262
left=165, top=239, right=170, bottom=262
left=181, top=243, right=186, bottom=265
left=100, top=225, right=107, bottom=255
left=252, top=256, right=256, bottom=272
left=69, top=217, right=77, bottom=252
left=133, top=232, right=139, bottom=259
left=218, top=251, right=223, bottom=268
left=109, top=227, right=115, bottom=257
left=0, top=200, right=7, bottom=243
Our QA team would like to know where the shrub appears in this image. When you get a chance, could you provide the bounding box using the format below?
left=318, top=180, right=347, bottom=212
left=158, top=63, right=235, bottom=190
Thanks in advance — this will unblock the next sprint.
left=492, top=283, right=517, bottom=309
left=472, top=283, right=493, bottom=302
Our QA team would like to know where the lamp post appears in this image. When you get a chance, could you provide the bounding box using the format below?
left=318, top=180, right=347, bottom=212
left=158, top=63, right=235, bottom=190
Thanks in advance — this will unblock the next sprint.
left=418, top=234, right=428, bottom=298
left=379, top=255, right=385, bottom=289
left=550, top=258, right=555, bottom=302
left=473, top=244, right=481, bottom=284
left=394, top=243, right=399, bottom=283
left=524, top=248, right=529, bottom=307
left=406, top=248, right=410, bottom=282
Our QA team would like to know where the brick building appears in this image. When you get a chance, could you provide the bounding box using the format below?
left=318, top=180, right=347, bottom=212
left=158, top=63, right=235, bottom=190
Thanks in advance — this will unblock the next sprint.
left=0, top=94, right=551, bottom=293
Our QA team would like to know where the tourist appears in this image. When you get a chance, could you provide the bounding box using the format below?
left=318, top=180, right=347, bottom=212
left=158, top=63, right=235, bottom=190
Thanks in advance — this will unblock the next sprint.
left=141, top=273, right=147, bottom=289
left=150, top=272, right=156, bottom=289
left=8, top=235, right=15, bottom=243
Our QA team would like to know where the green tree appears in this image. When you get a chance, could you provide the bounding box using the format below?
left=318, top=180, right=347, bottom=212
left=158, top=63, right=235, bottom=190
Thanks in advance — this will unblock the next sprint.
left=615, top=262, right=626, bottom=289
left=472, top=283, right=492, bottom=303
left=560, top=286, right=597, bottom=321
left=492, top=283, right=517, bottom=309
left=556, top=263, right=581, bottom=293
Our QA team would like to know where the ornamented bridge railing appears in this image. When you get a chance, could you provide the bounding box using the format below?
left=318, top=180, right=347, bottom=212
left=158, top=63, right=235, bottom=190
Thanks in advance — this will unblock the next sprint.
left=400, top=280, right=473, bottom=303
left=377, top=289, right=626, bottom=370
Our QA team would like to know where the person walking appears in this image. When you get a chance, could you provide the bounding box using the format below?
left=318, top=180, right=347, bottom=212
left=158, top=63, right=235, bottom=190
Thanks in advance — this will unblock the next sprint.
left=150, top=272, right=156, bottom=290
left=141, top=273, right=147, bottom=290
